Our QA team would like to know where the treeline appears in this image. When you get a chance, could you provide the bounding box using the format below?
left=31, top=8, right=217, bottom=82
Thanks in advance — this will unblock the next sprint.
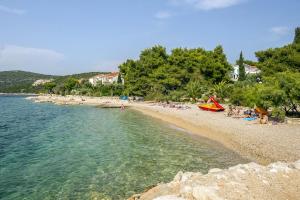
left=41, top=28, right=300, bottom=119
left=44, top=78, right=123, bottom=97
left=118, top=28, right=300, bottom=119
left=119, top=45, right=232, bottom=100
left=0, top=70, right=55, bottom=93
left=42, top=72, right=124, bottom=96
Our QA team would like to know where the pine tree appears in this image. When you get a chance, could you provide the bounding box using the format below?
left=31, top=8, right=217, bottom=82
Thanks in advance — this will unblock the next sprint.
left=238, top=51, right=246, bottom=81
left=293, top=27, right=300, bottom=44
left=117, top=73, right=122, bottom=84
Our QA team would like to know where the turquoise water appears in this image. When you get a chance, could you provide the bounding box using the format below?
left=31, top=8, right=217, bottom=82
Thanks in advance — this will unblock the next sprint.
left=0, top=96, right=248, bottom=199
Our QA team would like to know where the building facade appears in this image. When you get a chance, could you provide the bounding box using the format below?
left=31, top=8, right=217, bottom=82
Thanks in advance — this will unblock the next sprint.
left=88, top=72, right=122, bottom=86
left=32, top=79, right=53, bottom=86
left=231, top=64, right=261, bottom=81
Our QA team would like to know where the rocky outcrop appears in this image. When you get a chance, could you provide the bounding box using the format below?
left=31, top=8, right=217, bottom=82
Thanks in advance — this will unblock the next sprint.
left=130, top=160, right=300, bottom=200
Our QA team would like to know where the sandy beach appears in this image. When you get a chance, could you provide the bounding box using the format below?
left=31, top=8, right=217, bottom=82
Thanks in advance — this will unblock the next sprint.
left=27, top=95, right=300, bottom=164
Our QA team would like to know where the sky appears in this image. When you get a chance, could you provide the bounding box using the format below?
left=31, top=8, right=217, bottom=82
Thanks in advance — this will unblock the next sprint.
left=0, top=0, right=299, bottom=75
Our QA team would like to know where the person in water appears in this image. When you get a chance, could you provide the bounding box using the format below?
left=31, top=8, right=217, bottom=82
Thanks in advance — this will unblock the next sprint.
left=121, top=104, right=125, bottom=111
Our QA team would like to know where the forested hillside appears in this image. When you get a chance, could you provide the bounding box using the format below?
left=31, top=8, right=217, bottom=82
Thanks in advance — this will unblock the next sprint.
left=0, top=70, right=102, bottom=93
left=0, top=70, right=56, bottom=93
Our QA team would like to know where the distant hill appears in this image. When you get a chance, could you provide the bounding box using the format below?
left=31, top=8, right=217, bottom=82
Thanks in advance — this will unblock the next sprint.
left=0, top=70, right=57, bottom=93
left=53, top=72, right=104, bottom=84
left=0, top=70, right=108, bottom=93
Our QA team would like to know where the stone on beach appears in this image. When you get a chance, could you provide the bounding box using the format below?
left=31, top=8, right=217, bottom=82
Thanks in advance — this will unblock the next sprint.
left=134, top=160, right=300, bottom=200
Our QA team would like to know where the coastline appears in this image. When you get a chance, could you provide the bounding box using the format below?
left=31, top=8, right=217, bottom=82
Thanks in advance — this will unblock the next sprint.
left=131, top=159, right=300, bottom=200
left=0, top=93, right=38, bottom=96
left=24, top=94, right=300, bottom=199
left=131, top=104, right=300, bottom=165
left=26, top=95, right=300, bottom=164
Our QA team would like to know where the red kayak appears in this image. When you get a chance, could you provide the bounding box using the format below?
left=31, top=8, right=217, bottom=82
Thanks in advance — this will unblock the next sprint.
left=198, top=97, right=225, bottom=112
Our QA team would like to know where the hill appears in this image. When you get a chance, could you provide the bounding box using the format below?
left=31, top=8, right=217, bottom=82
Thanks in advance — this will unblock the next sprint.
left=0, top=70, right=57, bottom=93
left=53, top=72, right=104, bottom=84
left=0, top=70, right=104, bottom=93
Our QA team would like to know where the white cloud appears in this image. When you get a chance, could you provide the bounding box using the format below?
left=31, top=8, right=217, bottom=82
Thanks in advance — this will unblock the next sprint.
left=169, top=0, right=244, bottom=10
left=0, top=5, right=26, bottom=15
left=270, top=26, right=290, bottom=36
left=0, top=45, right=65, bottom=73
left=155, top=11, right=173, bottom=19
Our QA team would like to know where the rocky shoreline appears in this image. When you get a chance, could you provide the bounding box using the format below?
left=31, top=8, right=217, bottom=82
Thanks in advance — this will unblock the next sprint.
left=130, top=160, right=300, bottom=200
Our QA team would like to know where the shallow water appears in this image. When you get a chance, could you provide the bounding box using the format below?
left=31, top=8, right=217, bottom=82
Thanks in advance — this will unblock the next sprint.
left=0, top=96, right=249, bottom=199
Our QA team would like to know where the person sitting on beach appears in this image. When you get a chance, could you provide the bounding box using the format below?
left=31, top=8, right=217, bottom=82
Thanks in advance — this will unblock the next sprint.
left=244, top=109, right=252, bottom=118
left=259, top=114, right=269, bottom=124
left=232, top=107, right=242, bottom=118
left=227, top=105, right=234, bottom=117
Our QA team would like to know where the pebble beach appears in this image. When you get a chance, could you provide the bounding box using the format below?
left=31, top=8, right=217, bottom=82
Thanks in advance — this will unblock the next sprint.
left=26, top=94, right=300, bottom=200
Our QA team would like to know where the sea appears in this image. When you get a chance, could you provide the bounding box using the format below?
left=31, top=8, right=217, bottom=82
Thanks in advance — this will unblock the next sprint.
left=0, top=96, right=248, bottom=199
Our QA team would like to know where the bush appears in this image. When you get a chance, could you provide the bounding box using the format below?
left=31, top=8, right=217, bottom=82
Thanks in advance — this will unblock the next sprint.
left=271, top=108, right=286, bottom=122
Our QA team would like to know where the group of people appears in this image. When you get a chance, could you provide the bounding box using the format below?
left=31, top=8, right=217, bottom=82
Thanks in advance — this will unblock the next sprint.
left=226, top=105, right=269, bottom=124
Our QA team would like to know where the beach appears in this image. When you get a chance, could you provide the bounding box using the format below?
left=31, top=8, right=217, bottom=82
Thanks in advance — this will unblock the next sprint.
left=27, top=94, right=300, bottom=164
left=25, top=94, right=300, bottom=199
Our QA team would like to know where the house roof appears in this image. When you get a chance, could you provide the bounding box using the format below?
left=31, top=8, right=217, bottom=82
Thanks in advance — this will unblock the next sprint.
left=91, top=72, right=119, bottom=79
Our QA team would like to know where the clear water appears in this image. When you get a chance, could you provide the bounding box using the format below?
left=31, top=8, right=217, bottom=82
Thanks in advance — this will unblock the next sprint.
left=0, top=96, right=249, bottom=200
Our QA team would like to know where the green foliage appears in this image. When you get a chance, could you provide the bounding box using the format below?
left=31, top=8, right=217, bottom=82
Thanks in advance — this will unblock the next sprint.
left=119, top=45, right=232, bottom=98
left=0, top=70, right=108, bottom=94
left=294, top=27, right=300, bottom=44
left=238, top=51, right=246, bottom=81
left=255, top=43, right=300, bottom=75
left=212, top=81, right=229, bottom=101
left=3, top=28, right=300, bottom=120
left=230, top=71, right=300, bottom=117
left=229, top=81, right=252, bottom=106
left=117, top=73, right=122, bottom=84
left=167, top=90, right=186, bottom=102
left=271, top=107, right=286, bottom=122
left=243, top=60, right=257, bottom=66
left=44, top=82, right=56, bottom=94
left=186, top=79, right=207, bottom=101
left=64, top=78, right=79, bottom=93
left=0, top=70, right=56, bottom=93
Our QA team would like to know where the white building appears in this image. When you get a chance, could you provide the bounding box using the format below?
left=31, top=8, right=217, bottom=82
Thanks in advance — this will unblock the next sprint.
left=88, top=72, right=122, bottom=86
left=32, top=79, right=53, bottom=86
left=231, top=64, right=261, bottom=81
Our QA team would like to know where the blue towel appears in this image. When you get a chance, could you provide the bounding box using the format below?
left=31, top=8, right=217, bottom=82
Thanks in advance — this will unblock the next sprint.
left=244, top=117, right=256, bottom=121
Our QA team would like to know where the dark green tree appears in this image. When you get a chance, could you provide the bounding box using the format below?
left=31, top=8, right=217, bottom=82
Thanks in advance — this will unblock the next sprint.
left=238, top=51, right=246, bottom=81
left=43, top=82, right=56, bottom=94
left=294, top=27, right=300, bottom=44
left=117, top=73, right=122, bottom=84
left=64, top=78, right=78, bottom=93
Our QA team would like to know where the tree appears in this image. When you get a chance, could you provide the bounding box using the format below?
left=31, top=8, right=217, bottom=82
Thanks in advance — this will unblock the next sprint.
left=43, top=82, right=56, bottom=94
left=294, top=27, right=300, bottom=44
left=186, top=79, right=207, bottom=101
left=213, top=81, right=228, bottom=101
left=64, top=78, right=78, bottom=93
left=119, top=45, right=232, bottom=98
left=255, top=28, right=300, bottom=75
left=238, top=51, right=246, bottom=81
left=117, top=73, right=122, bottom=84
